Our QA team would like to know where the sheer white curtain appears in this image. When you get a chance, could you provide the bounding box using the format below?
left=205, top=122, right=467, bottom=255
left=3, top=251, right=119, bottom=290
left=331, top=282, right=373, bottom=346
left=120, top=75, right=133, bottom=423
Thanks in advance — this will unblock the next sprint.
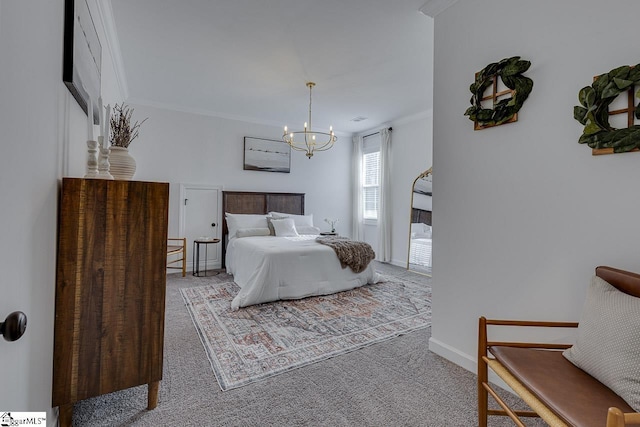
left=377, top=128, right=392, bottom=262
left=351, top=135, right=364, bottom=241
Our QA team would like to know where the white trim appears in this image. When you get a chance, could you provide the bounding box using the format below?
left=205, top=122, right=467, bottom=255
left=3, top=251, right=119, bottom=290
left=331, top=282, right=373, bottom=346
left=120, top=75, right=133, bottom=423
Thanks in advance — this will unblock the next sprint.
left=126, top=101, right=432, bottom=141
left=392, top=109, right=433, bottom=126
left=419, top=0, right=459, bottom=17
left=429, top=336, right=476, bottom=372
left=428, top=336, right=514, bottom=395
left=96, top=0, right=129, bottom=99
left=127, top=96, right=353, bottom=138
left=355, top=109, right=433, bottom=138
left=390, top=259, right=406, bottom=268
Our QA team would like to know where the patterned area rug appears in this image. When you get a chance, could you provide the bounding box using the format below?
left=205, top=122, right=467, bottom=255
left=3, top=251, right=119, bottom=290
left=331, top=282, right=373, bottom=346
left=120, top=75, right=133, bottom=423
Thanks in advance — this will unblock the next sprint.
left=180, top=274, right=431, bottom=391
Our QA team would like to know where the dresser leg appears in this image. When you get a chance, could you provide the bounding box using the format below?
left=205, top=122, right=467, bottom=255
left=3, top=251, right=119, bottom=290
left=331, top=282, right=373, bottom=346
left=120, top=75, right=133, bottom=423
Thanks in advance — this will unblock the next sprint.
left=58, top=403, right=73, bottom=427
left=147, top=381, right=159, bottom=409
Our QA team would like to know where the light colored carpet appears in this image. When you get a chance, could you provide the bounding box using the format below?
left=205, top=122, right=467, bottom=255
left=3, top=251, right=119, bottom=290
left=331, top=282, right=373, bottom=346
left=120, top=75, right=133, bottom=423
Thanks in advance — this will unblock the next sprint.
left=71, top=262, right=545, bottom=426
left=181, top=274, right=431, bottom=390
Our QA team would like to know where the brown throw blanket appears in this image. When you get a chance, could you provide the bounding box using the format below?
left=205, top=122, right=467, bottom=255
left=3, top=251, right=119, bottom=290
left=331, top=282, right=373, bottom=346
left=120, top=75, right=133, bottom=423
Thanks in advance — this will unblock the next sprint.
left=316, top=236, right=375, bottom=273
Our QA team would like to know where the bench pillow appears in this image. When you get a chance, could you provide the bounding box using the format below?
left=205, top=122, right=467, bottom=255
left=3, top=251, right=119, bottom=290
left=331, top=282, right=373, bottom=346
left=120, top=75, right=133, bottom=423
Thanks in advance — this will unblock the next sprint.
left=563, top=275, right=640, bottom=411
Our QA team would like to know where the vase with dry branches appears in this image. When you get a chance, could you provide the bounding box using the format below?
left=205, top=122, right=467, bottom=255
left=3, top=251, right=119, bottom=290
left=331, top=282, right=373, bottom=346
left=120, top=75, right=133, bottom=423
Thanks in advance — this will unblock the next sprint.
left=109, top=103, right=147, bottom=148
left=108, top=103, right=148, bottom=180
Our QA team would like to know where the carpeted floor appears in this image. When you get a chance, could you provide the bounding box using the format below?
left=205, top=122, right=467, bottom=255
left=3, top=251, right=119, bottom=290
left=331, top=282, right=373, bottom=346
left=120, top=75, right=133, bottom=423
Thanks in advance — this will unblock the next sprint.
left=181, top=272, right=431, bottom=391
left=72, top=262, right=544, bottom=426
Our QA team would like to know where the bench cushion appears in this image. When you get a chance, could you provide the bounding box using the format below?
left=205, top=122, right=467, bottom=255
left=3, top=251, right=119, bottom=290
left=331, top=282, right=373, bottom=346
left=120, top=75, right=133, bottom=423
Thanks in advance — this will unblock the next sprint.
left=563, top=275, right=640, bottom=412
left=490, top=346, right=634, bottom=427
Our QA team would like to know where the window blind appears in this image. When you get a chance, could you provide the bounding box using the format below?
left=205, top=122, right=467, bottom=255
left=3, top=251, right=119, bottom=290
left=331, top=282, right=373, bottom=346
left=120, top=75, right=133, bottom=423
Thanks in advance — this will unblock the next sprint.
left=362, top=133, right=381, bottom=220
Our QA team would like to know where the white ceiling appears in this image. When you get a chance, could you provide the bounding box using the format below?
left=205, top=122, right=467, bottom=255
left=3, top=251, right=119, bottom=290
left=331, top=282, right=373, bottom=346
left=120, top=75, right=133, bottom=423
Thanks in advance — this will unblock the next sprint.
left=109, top=0, right=434, bottom=135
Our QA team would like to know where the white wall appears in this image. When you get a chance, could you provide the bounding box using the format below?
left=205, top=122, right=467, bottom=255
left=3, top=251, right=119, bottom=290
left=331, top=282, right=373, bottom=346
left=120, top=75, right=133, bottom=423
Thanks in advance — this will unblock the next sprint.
left=128, top=104, right=354, bottom=241
left=0, top=0, right=123, bottom=419
left=359, top=114, right=433, bottom=267
left=0, top=0, right=428, bottom=417
left=389, top=113, right=433, bottom=267
left=133, top=103, right=433, bottom=268
left=430, top=0, right=640, bottom=371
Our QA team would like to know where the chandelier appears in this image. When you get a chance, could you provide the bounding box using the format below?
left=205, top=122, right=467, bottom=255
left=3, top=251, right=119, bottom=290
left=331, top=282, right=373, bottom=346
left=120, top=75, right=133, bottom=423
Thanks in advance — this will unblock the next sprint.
left=283, top=82, right=337, bottom=159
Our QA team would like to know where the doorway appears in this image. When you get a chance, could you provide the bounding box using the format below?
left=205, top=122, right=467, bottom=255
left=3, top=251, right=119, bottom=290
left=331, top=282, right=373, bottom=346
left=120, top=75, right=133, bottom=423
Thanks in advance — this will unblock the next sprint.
left=179, top=184, right=222, bottom=273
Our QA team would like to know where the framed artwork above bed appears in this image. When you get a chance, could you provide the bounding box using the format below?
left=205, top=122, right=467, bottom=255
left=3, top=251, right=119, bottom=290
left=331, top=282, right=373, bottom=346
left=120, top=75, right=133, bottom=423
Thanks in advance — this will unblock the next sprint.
left=243, top=137, right=291, bottom=173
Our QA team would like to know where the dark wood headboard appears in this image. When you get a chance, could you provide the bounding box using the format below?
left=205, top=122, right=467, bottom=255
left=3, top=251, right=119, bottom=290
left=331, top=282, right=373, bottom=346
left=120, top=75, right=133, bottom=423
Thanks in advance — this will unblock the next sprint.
left=412, top=208, right=432, bottom=226
left=221, top=191, right=305, bottom=268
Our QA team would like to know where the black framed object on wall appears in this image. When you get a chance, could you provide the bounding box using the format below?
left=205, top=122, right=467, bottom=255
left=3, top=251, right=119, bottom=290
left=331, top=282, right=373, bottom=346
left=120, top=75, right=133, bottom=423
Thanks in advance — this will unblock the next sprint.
left=243, top=136, right=291, bottom=173
left=63, top=0, right=102, bottom=124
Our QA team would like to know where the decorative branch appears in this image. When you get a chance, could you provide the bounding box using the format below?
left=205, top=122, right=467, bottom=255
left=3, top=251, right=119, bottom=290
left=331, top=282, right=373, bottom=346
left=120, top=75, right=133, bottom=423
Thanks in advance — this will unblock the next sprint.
left=109, top=103, right=148, bottom=148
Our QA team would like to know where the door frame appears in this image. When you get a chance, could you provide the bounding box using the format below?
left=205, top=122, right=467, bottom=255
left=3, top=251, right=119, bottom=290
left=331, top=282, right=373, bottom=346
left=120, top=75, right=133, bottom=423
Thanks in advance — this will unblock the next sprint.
left=178, top=183, right=223, bottom=270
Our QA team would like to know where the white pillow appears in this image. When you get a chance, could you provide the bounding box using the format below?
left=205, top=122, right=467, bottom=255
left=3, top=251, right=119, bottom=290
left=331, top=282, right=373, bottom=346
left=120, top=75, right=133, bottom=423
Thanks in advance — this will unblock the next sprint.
left=269, top=212, right=314, bottom=227
left=270, top=218, right=299, bottom=237
left=563, top=275, right=640, bottom=411
left=235, top=227, right=271, bottom=238
left=411, top=223, right=432, bottom=238
left=225, top=213, right=269, bottom=240
left=296, top=226, right=321, bottom=235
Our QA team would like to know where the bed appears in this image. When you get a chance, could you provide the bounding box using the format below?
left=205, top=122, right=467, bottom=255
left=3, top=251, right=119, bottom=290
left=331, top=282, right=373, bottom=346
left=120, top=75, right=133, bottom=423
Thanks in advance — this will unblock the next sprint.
left=222, top=191, right=379, bottom=310
left=409, top=223, right=432, bottom=268
left=409, top=210, right=432, bottom=269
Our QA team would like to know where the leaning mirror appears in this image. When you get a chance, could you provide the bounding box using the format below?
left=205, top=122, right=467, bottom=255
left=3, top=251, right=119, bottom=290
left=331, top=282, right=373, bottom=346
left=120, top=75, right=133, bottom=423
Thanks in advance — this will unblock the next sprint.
left=407, top=168, right=432, bottom=276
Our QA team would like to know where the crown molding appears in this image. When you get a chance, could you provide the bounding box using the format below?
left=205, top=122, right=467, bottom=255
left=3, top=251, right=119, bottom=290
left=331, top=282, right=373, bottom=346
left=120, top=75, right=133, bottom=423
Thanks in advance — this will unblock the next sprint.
left=95, top=0, right=129, bottom=99
left=392, top=109, right=433, bottom=126
left=126, top=97, right=353, bottom=138
left=419, top=0, right=459, bottom=17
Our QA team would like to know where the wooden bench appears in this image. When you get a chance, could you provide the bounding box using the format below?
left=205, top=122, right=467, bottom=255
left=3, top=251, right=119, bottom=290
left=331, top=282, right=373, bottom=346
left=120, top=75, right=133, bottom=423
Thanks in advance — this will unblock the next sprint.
left=478, top=266, right=640, bottom=427
left=167, top=237, right=186, bottom=277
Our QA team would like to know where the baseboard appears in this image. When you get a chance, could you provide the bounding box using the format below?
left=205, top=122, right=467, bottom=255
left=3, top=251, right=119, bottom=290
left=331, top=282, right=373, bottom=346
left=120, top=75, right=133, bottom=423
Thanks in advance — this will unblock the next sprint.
left=389, top=259, right=406, bottom=268
left=166, top=261, right=222, bottom=276
left=428, top=336, right=476, bottom=372
left=428, top=336, right=514, bottom=394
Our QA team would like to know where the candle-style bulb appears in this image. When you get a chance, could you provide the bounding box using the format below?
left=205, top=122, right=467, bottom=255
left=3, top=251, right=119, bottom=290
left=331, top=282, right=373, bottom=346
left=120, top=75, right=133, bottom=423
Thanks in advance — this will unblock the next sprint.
left=284, top=125, right=288, bottom=133
left=304, top=122, right=307, bottom=129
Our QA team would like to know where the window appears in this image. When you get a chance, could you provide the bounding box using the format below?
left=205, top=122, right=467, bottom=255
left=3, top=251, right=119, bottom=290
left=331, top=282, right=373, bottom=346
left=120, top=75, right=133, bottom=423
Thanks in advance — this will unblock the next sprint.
left=362, top=134, right=381, bottom=220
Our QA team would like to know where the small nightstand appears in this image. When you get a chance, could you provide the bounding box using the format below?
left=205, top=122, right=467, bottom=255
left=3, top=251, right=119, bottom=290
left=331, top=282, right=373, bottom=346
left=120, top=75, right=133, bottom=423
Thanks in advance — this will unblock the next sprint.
left=193, top=238, right=221, bottom=277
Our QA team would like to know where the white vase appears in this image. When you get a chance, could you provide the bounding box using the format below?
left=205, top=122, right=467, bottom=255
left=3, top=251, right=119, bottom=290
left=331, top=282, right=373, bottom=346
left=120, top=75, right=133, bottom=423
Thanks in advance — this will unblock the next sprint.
left=108, top=146, right=136, bottom=180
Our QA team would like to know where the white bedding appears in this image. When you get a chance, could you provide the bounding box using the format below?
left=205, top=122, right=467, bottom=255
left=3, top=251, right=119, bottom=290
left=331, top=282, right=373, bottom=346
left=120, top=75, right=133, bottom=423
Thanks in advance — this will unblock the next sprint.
left=409, top=237, right=432, bottom=268
left=226, top=235, right=380, bottom=310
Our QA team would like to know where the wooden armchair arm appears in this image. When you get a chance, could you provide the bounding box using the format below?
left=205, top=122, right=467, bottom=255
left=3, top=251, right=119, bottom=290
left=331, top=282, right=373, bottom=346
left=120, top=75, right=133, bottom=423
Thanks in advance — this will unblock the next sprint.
left=480, top=317, right=579, bottom=351
left=167, top=237, right=186, bottom=245
left=606, top=407, right=640, bottom=427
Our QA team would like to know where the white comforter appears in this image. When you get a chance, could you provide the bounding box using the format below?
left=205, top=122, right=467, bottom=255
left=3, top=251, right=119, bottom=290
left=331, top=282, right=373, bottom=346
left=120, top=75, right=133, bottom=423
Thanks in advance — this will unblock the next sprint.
left=409, top=237, right=432, bottom=268
left=226, top=235, right=380, bottom=310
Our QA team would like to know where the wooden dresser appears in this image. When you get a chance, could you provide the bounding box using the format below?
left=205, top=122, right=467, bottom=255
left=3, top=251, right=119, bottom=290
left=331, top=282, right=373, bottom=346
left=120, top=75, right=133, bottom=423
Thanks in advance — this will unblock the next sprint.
left=52, top=178, right=169, bottom=426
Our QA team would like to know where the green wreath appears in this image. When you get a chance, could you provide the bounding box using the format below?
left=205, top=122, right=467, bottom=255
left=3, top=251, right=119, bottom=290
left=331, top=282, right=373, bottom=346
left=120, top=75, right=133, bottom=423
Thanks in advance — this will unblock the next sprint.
left=574, top=64, right=640, bottom=153
left=464, top=56, right=533, bottom=127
